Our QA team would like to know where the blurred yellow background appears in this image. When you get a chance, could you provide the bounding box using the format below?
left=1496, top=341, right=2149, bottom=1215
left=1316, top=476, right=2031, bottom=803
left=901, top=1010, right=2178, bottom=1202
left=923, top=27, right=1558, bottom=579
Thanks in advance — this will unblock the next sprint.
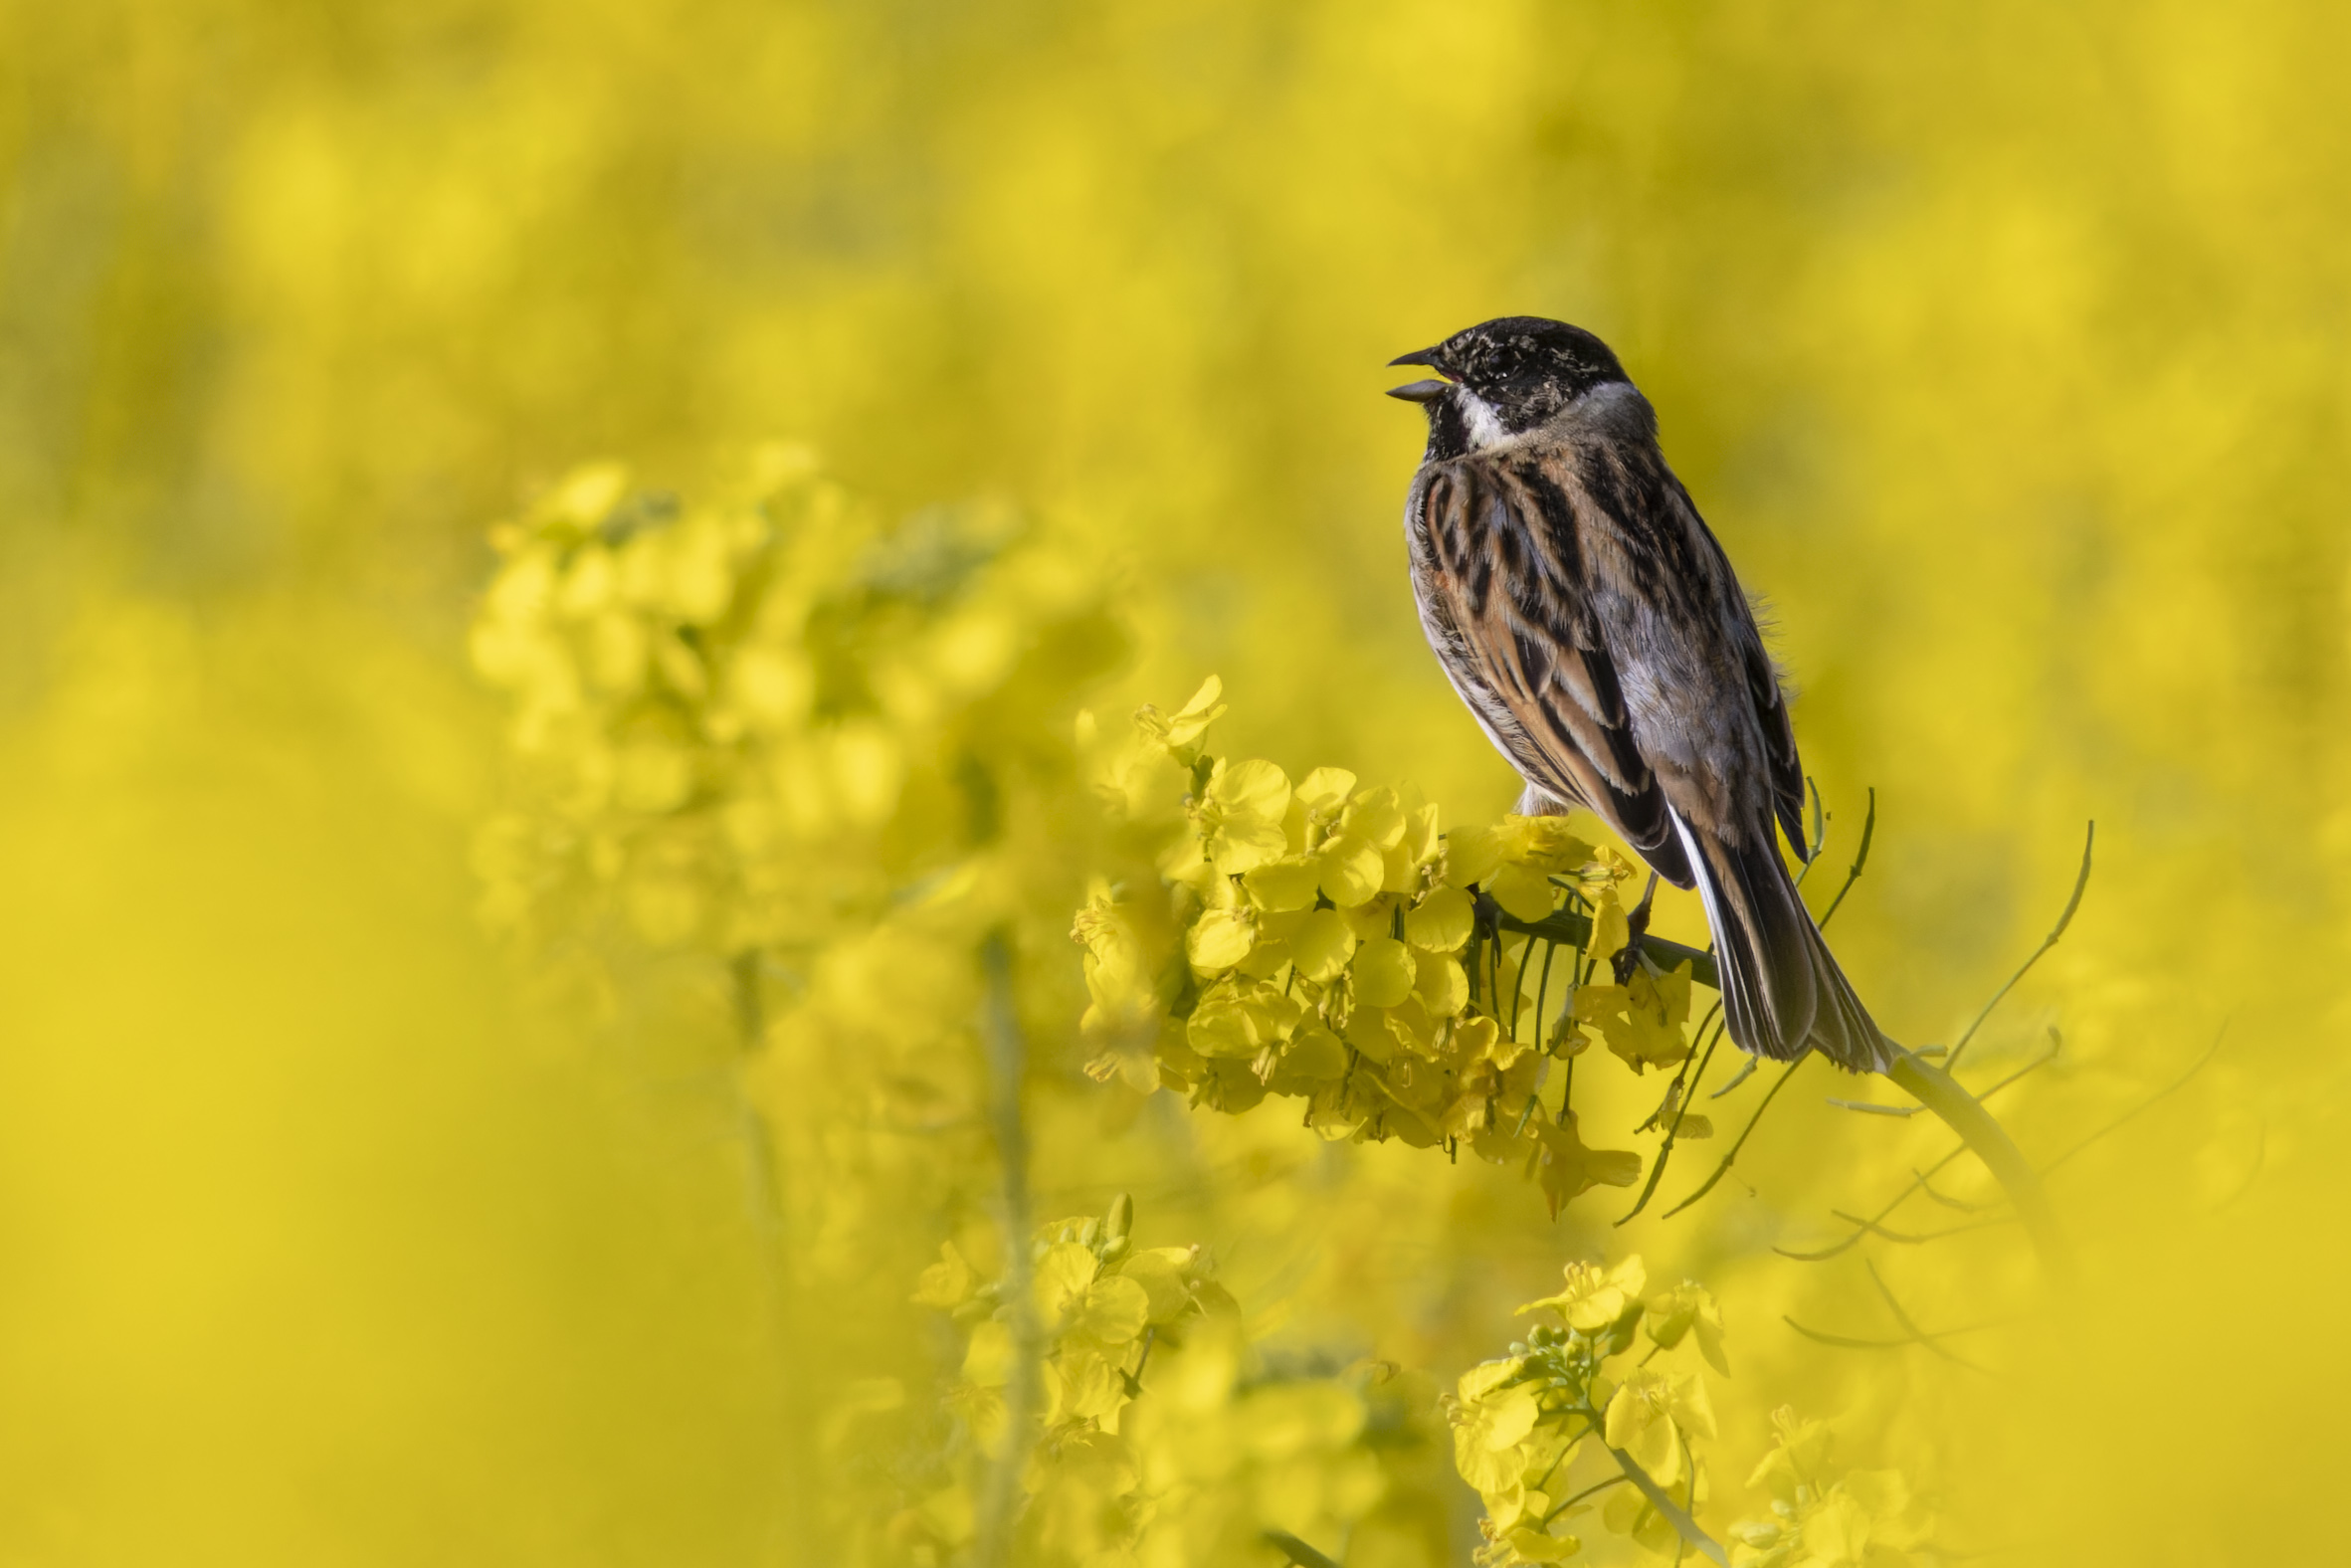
left=3, top=1, right=2348, bottom=1562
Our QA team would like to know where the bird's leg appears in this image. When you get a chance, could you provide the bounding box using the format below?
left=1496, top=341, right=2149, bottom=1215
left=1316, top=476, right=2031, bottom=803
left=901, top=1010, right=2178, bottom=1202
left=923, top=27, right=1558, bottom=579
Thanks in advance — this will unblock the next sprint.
left=1612, top=873, right=1661, bottom=985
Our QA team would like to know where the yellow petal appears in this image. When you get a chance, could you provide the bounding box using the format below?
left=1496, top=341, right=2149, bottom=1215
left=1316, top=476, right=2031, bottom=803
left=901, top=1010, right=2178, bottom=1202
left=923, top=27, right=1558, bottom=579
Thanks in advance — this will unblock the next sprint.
left=1135, top=675, right=1227, bottom=749
left=1588, top=888, right=1630, bottom=964
left=1210, top=816, right=1290, bottom=876
left=1319, top=834, right=1387, bottom=906
left=1489, top=863, right=1559, bottom=922
left=1035, top=1241, right=1099, bottom=1326
left=1186, top=908, right=1257, bottom=972
left=1415, top=949, right=1469, bottom=1016
left=913, top=1243, right=977, bottom=1308
left=1339, top=786, right=1407, bottom=849
left=1074, top=1274, right=1152, bottom=1346
left=1244, top=857, right=1322, bottom=912
left=1338, top=891, right=1402, bottom=939
left=1668, top=1370, right=1716, bottom=1440
left=1186, top=992, right=1260, bottom=1058
left=1207, top=756, right=1292, bottom=821
left=1353, top=936, right=1417, bottom=1008
left=1289, top=908, right=1358, bottom=982
left=1399, top=801, right=1442, bottom=868
left=1479, top=1384, right=1540, bottom=1451
left=1267, top=1023, right=1348, bottom=1091
left=1404, top=885, right=1475, bottom=952
left=1294, top=766, right=1357, bottom=816
left=1505, top=1526, right=1583, bottom=1562
left=1110, top=1246, right=1200, bottom=1322
left=1445, top=825, right=1508, bottom=887
left=1457, top=1356, right=1527, bottom=1403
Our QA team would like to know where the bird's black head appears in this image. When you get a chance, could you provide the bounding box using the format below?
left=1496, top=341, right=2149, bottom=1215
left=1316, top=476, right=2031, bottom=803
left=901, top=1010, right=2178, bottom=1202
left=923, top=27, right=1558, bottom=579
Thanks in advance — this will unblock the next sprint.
left=1387, top=316, right=1632, bottom=458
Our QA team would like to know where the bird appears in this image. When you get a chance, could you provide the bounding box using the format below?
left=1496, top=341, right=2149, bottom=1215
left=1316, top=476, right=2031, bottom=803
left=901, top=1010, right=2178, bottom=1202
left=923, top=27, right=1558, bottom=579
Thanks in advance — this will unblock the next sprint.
left=1386, top=315, right=1889, bottom=1073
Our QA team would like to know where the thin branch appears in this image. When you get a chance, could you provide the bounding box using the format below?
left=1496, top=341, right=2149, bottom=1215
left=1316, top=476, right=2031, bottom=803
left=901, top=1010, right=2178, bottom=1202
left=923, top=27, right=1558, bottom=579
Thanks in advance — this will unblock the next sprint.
left=1485, top=894, right=1718, bottom=990
left=1674, top=1428, right=1694, bottom=1567
left=2042, top=1027, right=2226, bottom=1177
left=1772, top=1152, right=1963, bottom=1264
left=1945, top=823, right=2094, bottom=1072
left=1866, top=1260, right=1989, bottom=1372
left=1604, top=1442, right=1729, bottom=1567
left=1512, top=1091, right=1544, bottom=1138
left=1490, top=915, right=1505, bottom=1027
left=1820, top=1210, right=2012, bottom=1246
left=1264, top=1532, right=1341, bottom=1568
left=1911, top=1171, right=1996, bottom=1213
left=1815, top=787, right=1877, bottom=928
left=1618, top=1008, right=1726, bottom=1225
left=1542, top=1471, right=1630, bottom=1524
left=1662, top=1053, right=1811, bottom=1218
left=1533, top=938, right=1561, bottom=1058
left=1118, top=1324, right=1158, bottom=1398
left=1509, top=926, right=1537, bottom=1049
left=1778, top=1049, right=2057, bottom=1261
left=1979, top=1043, right=2063, bottom=1101
left=1783, top=1316, right=1911, bottom=1351
left=1883, top=1051, right=2072, bottom=1283
left=1711, top=1055, right=1758, bottom=1099
left=1614, top=872, right=1663, bottom=986
left=1782, top=1313, right=2008, bottom=1351
left=1830, top=1038, right=2058, bottom=1120
left=1792, top=776, right=1828, bottom=887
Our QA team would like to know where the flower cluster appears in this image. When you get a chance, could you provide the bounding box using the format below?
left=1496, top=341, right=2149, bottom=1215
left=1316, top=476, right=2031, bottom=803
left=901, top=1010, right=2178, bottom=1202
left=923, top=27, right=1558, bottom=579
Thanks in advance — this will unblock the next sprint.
left=1446, top=1256, right=1725, bottom=1564
left=1449, top=1258, right=1938, bottom=1568
left=1075, top=680, right=1708, bottom=1214
left=903, top=1196, right=1431, bottom=1566
left=470, top=446, right=1123, bottom=962
left=471, top=453, right=1142, bottom=1557
left=1728, top=1409, right=1937, bottom=1568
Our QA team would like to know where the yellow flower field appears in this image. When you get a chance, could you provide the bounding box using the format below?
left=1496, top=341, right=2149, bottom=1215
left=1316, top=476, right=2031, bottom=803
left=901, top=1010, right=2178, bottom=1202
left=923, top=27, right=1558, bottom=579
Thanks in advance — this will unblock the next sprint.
left=2, top=3, right=2346, bottom=1563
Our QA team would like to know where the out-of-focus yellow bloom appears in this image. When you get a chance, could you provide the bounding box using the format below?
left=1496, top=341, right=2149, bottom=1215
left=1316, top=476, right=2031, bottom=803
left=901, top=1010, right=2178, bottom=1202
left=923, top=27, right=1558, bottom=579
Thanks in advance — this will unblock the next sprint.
left=1450, top=1360, right=1539, bottom=1494
left=1646, top=1280, right=1731, bottom=1375
left=1133, top=676, right=1227, bottom=758
left=913, top=1197, right=1428, bottom=1565
left=1523, top=1256, right=1650, bottom=1333
left=1603, top=1365, right=1716, bottom=1486
left=1731, top=1408, right=1935, bottom=1568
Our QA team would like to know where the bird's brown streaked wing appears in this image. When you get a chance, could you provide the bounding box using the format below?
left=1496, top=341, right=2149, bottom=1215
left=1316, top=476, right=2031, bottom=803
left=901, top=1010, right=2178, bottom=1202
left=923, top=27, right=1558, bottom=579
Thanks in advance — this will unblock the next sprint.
left=1417, top=461, right=1692, bottom=886
left=1743, top=632, right=1809, bottom=858
left=1664, top=475, right=1811, bottom=860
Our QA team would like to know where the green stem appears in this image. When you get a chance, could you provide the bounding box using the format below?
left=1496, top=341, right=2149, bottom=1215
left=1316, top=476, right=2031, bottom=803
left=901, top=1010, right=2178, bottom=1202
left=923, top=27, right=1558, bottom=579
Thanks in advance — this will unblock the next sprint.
left=974, top=933, right=1041, bottom=1566
left=1601, top=1441, right=1727, bottom=1566
left=1617, top=1009, right=1726, bottom=1226
left=1663, top=1055, right=1809, bottom=1218
left=1944, top=822, right=2094, bottom=1072
left=1483, top=897, right=1719, bottom=989
left=725, top=951, right=813, bottom=1556
left=1264, top=1532, right=1340, bottom=1568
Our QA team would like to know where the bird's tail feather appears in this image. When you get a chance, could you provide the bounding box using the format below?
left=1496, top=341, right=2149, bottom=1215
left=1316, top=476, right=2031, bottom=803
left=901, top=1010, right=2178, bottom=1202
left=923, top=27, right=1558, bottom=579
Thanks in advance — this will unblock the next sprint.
left=1671, top=812, right=1889, bottom=1074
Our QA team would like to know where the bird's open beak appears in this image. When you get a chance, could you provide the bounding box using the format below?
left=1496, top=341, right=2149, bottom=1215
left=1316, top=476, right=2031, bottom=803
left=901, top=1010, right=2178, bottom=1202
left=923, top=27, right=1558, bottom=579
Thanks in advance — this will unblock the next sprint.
left=1388, top=346, right=1450, bottom=402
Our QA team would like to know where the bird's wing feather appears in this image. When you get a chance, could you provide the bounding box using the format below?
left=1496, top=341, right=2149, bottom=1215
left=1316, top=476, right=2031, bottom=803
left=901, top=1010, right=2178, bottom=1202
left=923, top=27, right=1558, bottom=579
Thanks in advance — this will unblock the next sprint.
left=1658, top=474, right=1810, bottom=860
left=1749, top=634, right=1810, bottom=858
left=1415, top=461, right=1691, bottom=886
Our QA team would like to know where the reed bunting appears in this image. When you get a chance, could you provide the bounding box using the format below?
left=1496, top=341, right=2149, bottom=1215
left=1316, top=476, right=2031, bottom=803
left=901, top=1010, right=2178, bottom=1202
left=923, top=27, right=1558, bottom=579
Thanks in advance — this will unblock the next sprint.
left=1388, top=316, right=1888, bottom=1072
